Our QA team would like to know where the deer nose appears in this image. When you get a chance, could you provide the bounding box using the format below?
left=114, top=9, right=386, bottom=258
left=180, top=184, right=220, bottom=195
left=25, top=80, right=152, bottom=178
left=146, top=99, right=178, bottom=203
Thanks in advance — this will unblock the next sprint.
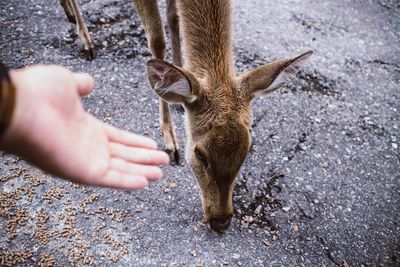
left=210, top=216, right=232, bottom=232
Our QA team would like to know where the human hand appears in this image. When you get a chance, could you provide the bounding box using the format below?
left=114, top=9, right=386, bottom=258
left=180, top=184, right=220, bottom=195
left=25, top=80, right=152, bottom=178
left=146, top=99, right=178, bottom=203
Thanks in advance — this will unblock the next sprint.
left=0, top=65, right=169, bottom=189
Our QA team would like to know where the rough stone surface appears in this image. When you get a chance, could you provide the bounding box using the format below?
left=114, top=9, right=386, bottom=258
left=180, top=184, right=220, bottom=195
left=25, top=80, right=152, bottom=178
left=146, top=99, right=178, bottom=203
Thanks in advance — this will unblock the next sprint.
left=0, top=0, right=399, bottom=266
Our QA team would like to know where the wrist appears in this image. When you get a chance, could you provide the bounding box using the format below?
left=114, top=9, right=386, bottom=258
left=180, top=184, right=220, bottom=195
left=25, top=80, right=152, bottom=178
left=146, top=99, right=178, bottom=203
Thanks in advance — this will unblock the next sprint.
left=0, top=67, right=31, bottom=154
left=0, top=62, right=17, bottom=145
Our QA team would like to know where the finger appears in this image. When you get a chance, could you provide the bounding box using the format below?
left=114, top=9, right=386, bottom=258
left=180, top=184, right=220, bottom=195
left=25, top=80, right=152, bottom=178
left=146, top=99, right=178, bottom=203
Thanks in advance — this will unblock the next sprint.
left=75, top=73, right=95, bottom=96
left=110, top=143, right=170, bottom=165
left=97, top=169, right=149, bottom=190
left=111, top=158, right=163, bottom=180
left=106, top=125, right=159, bottom=149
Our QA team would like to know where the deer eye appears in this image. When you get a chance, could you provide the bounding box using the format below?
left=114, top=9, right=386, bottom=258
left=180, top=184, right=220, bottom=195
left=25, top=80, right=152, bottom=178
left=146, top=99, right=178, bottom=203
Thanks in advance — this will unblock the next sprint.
left=194, top=147, right=208, bottom=167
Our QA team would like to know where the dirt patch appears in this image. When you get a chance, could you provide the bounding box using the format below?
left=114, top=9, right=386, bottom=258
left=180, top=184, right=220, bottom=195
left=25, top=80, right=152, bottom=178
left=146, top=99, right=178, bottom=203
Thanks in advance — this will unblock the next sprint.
left=234, top=173, right=285, bottom=245
left=58, top=0, right=150, bottom=60
left=289, top=70, right=342, bottom=99
left=358, top=115, right=386, bottom=137
left=377, top=0, right=400, bottom=9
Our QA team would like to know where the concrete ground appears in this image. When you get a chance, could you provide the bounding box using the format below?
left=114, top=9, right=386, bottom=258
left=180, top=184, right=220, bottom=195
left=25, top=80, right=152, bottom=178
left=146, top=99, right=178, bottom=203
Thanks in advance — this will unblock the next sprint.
left=0, top=0, right=399, bottom=266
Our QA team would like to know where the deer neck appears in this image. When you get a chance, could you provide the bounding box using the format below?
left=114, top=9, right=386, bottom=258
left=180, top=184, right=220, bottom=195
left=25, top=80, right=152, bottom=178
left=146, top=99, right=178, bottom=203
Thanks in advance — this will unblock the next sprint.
left=177, top=0, right=235, bottom=84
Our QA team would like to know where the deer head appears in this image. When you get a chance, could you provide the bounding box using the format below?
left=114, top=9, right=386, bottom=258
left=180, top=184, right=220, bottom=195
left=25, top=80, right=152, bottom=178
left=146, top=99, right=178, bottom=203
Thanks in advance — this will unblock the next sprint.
left=146, top=50, right=312, bottom=232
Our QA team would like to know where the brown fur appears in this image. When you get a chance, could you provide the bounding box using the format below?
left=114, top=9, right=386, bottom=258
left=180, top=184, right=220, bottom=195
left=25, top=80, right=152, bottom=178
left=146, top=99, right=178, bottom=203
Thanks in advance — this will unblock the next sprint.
left=59, top=0, right=312, bottom=232
left=177, top=0, right=234, bottom=81
left=145, top=0, right=312, bottom=232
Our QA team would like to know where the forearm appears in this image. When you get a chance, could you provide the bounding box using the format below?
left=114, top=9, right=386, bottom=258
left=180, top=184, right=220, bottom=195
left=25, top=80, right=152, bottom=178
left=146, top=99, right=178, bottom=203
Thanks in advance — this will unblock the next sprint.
left=0, top=61, right=16, bottom=140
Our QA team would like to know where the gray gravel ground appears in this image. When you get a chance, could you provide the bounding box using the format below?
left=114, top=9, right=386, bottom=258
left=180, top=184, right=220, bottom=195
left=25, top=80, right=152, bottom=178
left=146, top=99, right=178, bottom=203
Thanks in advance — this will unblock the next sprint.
left=0, top=0, right=399, bottom=266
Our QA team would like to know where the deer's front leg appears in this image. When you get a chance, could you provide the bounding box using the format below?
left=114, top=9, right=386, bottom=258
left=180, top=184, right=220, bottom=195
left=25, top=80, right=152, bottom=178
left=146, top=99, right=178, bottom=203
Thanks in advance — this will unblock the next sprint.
left=133, top=0, right=180, bottom=163
left=60, top=0, right=76, bottom=23
left=61, top=0, right=95, bottom=60
left=166, top=0, right=182, bottom=67
left=160, top=100, right=180, bottom=163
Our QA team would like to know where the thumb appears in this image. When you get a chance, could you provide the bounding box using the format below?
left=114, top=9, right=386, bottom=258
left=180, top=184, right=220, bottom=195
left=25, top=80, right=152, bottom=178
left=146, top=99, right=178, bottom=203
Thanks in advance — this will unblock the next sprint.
left=75, top=73, right=95, bottom=96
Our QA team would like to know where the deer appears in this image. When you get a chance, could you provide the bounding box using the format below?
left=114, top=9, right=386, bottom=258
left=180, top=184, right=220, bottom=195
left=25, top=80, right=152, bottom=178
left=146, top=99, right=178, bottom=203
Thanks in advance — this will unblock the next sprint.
left=59, top=0, right=312, bottom=232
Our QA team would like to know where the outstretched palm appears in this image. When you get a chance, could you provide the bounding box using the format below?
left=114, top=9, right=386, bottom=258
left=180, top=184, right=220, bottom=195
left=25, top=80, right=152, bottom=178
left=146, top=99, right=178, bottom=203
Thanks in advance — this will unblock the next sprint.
left=1, top=65, right=169, bottom=189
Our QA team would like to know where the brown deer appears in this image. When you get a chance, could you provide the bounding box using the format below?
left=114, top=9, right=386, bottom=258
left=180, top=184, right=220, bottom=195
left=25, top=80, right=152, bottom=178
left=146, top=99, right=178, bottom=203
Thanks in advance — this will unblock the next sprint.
left=59, top=0, right=312, bottom=232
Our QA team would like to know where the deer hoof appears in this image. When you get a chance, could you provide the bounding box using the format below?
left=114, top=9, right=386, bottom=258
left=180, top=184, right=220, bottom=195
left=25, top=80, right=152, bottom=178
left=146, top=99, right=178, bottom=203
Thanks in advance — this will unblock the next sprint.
left=84, top=48, right=96, bottom=61
left=162, top=125, right=180, bottom=164
left=210, top=217, right=232, bottom=233
left=164, top=147, right=180, bottom=165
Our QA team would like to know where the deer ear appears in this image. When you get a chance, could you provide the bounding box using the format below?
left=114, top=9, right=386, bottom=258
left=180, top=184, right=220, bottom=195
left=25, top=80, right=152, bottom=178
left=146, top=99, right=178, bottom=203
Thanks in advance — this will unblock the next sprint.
left=146, top=59, right=198, bottom=104
left=239, top=51, right=313, bottom=99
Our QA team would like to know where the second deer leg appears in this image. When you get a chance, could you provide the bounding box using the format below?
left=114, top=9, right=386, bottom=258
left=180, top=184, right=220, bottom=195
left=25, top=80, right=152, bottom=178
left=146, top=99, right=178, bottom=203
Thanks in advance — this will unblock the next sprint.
left=166, top=0, right=184, bottom=113
left=133, top=0, right=180, bottom=163
left=166, top=0, right=182, bottom=67
left=160, top=100, right=180, bottom=163
left=65, top=0, right=95, bottom=60
left=60, top=0, right=76, bottom=23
